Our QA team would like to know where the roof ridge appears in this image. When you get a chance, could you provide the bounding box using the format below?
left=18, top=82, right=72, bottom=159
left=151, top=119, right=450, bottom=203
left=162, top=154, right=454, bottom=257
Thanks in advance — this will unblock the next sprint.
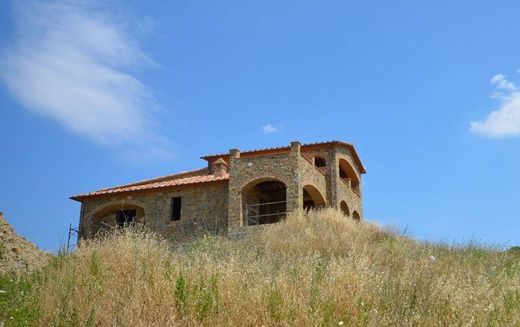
left=202, top=140, right=353, bottom=158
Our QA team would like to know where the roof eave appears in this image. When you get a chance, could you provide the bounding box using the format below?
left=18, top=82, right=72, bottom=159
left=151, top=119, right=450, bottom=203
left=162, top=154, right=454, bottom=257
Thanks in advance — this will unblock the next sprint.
left=69, top=178, right=229, bottom=202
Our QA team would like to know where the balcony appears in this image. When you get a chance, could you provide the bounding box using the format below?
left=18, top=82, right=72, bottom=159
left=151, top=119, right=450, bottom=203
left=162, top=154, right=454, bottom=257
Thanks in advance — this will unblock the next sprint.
left=245, top=200, right=287, bottom=225
left=340, top=177, right=361, bottom=197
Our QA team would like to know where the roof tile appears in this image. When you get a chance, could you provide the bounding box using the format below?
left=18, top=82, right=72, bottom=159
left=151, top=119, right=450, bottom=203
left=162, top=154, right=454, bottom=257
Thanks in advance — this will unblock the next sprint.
left=71, top=173, right=229, bottom=200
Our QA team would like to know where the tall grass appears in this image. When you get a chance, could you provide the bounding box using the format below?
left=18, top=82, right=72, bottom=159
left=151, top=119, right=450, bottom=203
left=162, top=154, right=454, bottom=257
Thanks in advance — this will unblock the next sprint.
left=3, top=208, right=520, bottom=326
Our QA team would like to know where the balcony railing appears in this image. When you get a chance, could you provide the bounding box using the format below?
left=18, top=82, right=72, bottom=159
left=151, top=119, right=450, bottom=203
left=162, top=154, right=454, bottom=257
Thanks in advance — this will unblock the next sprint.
left=340, top=178, right=361, bottom=197
left=245, top=200, right=287, bottom=225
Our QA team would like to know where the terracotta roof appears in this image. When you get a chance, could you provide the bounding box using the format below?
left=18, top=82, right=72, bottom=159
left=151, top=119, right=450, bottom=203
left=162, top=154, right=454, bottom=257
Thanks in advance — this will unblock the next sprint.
left=213, top=157, right=228, bottom=165
left=202, top=140, right=366, bottom=174
left=71, top=170, right=229, bottom=201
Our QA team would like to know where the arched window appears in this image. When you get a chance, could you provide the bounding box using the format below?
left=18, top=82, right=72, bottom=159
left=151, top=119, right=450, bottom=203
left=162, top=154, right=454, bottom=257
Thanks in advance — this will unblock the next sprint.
left=338, top=159, right=360, bottom=196
left=92, top=204, right=145, bottom=234
left=352, top=211, right=361, bottom=221
left=242, top=179, right=287, bottom=225
left=303, top=185, right=326, bottom=210
left=340, top=201, right=350, bottom=217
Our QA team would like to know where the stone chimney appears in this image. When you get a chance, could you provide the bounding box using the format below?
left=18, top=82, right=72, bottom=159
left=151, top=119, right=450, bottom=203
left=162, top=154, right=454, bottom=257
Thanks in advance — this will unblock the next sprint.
left=229, top=148, right=241, bottom=159
left=212, top=157, right=228, bottom=177
left=290, top=141, right=301, bottom=154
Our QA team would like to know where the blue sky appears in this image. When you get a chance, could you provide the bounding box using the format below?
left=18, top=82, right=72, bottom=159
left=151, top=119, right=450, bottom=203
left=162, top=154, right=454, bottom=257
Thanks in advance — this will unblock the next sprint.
left=1, top=0, right=519, bottom=251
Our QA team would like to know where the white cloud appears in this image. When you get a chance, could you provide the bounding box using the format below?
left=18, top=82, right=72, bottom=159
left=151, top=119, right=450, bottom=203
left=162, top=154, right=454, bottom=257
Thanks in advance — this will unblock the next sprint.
left=261, top=123, right=281, bottom=134
left=0, top=0, right=170, bottom=155
left=490, top=74, right=517, bottom=91
left=470, top=74, right=520, bottom=138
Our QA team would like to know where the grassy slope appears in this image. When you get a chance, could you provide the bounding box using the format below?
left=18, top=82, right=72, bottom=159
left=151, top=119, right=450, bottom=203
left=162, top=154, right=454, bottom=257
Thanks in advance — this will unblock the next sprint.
left=1, top=209, right=520, bottom=326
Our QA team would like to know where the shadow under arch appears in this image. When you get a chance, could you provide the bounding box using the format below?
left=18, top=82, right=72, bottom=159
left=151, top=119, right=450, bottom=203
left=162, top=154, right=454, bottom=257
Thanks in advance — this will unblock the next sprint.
left=340, top=201, right=350, bottom=217
left=338, top=158, right=360, bottom=194
left=242, top=178, right=287, bottom=226
left=303, top=184, right=326, bottom=210
left=91, top=202, right=145, bottom=234
left=352, top=210, right=361, bottom=221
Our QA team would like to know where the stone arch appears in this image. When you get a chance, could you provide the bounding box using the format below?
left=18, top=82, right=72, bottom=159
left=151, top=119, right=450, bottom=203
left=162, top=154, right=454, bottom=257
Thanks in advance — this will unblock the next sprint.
left=352, top=210, right=361, bottom=221
left=242, top=177, right=287, bottom=226
left=338, top=158, right=360, bottom=194
left=240, top=175, right=291, bottom=193
left=303, top=184, right=326, bottom=210
left=340, top=201, right=350, bottom=217
left=89, top=201, right=146, bottom=234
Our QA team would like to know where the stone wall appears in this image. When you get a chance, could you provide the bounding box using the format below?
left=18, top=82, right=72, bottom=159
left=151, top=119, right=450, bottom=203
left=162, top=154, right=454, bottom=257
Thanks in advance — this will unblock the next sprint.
left=80, top=182, right=229, bottom=240
left=333, top=146, right=363, bottom=218
left=227, top=142, right=303, bottom=230
left=301, top=148, right=334, bottom=204
left=78, top=141, right=365, bottom=241
left=336, top=179, right=363, bottom=218
left=299, top=154, right=328, bottom=203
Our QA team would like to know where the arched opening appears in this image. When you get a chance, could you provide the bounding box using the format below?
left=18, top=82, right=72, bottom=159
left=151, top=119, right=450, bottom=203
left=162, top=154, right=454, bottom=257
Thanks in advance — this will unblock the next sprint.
left=352, top=211, right=361, bottom=221
left=338, top=158, right=360, bottom=196
left=243, top=179, right=287, bottom=225
left=340, top=201, right=350, bottom=217
left=92, top=204, right=145, bottom=234
left=303, top=184, right=326, bottom=210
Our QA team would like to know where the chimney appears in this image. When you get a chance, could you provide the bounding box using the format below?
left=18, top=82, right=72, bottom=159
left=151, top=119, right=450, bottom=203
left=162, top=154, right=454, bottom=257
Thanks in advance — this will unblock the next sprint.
left=212, top=157, right=228, bottom=177
left=290, top=141, right=301, bottom=154
left=229, top=148, right=240, bottom=158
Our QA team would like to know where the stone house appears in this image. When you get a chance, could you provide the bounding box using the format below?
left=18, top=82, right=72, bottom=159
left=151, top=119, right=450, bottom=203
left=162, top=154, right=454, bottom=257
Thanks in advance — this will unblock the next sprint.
left=71, top=141, right=366, bottom=239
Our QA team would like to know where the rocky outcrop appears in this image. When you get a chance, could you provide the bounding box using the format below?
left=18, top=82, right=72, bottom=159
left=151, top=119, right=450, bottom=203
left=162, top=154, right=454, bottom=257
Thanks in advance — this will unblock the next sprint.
left=0, top=212, right=51, bottom=275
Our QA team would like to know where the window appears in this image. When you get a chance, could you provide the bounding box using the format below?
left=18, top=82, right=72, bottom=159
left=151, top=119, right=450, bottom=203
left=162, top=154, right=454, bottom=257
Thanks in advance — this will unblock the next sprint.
left=171, top=197, right=182, bottom=221
left=116, top=209, right=136, bottom=227
left=314, top=157, right=326, bottom=168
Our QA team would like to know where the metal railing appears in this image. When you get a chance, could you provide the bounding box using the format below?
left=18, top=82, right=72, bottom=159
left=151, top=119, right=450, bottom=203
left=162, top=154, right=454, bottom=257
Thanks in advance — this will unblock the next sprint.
left=245, top=200, right=287, bottom=225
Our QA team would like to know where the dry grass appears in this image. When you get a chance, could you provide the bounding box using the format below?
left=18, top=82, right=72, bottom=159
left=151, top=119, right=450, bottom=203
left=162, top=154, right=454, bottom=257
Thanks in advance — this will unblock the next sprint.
left=4, top=208, right=520, bottom=326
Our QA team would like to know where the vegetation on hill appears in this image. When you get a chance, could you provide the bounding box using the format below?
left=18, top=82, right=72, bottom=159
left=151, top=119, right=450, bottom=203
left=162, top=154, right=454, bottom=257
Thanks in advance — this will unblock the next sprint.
left=0, top=212, right=51, bottom=275
left=1, top=209, right=520, bottom=326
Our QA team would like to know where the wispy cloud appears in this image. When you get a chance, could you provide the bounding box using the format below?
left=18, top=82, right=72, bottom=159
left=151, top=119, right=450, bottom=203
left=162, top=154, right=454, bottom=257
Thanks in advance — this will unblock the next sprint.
left=0, top=0, right=170, bottom=157
left=470, top=73, right=520, bottom=138
left=261, top=123, right=281, bottom=134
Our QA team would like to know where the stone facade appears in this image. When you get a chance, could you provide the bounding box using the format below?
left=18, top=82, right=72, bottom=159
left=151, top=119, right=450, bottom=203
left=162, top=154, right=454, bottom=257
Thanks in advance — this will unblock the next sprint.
left=72, top=141, right=365, bottom=240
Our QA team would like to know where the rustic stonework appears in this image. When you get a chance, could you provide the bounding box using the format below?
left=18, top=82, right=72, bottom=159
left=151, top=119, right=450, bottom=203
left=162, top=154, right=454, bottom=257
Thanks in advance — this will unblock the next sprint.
left=73, top=141, right=365, bottom=240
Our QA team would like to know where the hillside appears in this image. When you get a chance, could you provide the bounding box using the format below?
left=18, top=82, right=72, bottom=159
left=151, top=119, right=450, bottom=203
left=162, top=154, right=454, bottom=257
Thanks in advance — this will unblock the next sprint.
left=0, top=212, right=51, bottom=275
left=2, top=209, right=520, bottom=326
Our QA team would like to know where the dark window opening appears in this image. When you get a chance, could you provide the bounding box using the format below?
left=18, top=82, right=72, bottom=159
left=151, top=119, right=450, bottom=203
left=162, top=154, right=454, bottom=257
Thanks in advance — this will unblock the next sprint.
left=340, top=201, right=350, bottom=217
left=171, top=197, right=182, bottom=221
left=352, top=211, right=361, bottom=221
left=339, top=167, right=348, bottom=179
left=116, top=209, right=136, bottom=228
left=314, top=157, right=326, bottom=168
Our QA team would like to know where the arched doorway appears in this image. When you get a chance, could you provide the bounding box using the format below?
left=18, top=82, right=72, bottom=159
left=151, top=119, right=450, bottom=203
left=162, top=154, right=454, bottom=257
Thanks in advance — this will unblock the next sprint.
left=242, top=179, right=287, bottom=225
left=303, top=184, right=326, bottom=210
left=340, top=201, right=350, bottom=217
left=338, top=158, right=360, bottom=195
left=91, top=204, right=145, bottom=234
left=352, top=211, right=361, bottom=221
